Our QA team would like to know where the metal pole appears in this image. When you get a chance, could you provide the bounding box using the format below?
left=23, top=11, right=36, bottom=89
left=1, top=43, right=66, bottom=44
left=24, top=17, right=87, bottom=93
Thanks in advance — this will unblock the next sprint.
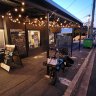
left=90, top=0, right=96, bottom=36
left=71, top=28, right=74, bottom=57
left=79, top=25, right=83, bottom=51
left=47, top=12, right=49, bottom=58
left=25, top=23, right=28, bottom=56
left=87, top=15, right=90, bottom=38
left=3, top=16, right=8, bottom=44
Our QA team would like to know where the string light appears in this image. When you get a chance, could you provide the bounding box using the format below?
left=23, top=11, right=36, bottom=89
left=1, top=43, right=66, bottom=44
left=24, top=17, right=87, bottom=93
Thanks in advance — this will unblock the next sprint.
left=57, top=18, right=59, bottom=22
left=45, top=16, right=47, bottom=19
left=6, top=9, right=80, bottom=28
left=23, top=22, right=25, bottom=25
left=21, top=8, right=24, bottom=12
left=10, top=19, right=13, bottom=21
left=8, top=12, right=11, bottom=16
left=64, top=20, right=66, bottom=23
left=5, top=1, right=80, bottom=28
left=16, top=18, right=19, bottom=21
left=13, top=20, right=16, bottom=23
left=34, top=20, right=37, bottom=23
left=14, top=8, right=18, bottom=12
left=9, top=16, right=12, bottom=19
left=22, top=2, right=25, bottom=6
left=60, top=23, right=62, bottom=26
left=40, top=17, right=42, bottom=20
left=39, top=24, right=41, bottom=27
left=18, top=21, right=20, bottom=24
left=2, top=15, right=4, bottom=18
left=19, top=14, right=22, bottom=18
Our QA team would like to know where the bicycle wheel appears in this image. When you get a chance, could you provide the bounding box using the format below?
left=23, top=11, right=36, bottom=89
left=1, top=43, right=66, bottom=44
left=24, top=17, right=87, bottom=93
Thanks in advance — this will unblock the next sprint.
left=50, top=67, right=57, bottom=85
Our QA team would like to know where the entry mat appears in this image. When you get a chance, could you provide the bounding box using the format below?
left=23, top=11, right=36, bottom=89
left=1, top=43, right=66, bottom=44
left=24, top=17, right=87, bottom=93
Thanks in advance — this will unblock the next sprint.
left=59, top=77, right=71, bottom=86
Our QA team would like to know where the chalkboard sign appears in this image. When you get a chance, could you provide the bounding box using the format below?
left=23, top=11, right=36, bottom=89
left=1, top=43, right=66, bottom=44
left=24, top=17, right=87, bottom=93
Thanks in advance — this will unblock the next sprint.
left=1, top=45, right=22, bottom=72
left=10, top=29, right=26, bottom=56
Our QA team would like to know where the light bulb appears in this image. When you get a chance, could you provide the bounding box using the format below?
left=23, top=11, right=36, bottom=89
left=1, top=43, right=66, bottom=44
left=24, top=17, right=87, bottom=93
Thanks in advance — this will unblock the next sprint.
left=15, top=8, right=18, bottom=12
left=16, top=18, right=19, bottom=21
left=57, top=18, right=59, bottom=21
left=2, top=15, right=4, bottom=18
left=18, top=21, right=20, bottom=24
left=40, top=17, right=42, bottom=20
left=45, top=16, right=47, bottom=19
left=64, top=20, right=66, bottom=23
left=22, top=2, right=25, bottom=6
left=8, top=13, right=11, bottom=15
left=21, top=8, right=24, bottom=12
left=60, top=23, right=62, bottom=26
left=23, top=22, right=25, bottom=25
left=19, top=14, right=22, bottom=18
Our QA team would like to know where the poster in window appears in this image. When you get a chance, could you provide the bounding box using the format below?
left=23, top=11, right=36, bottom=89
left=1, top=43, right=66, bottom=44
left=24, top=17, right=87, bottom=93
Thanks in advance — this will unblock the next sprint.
left=0, top=29, right=5, bottom=50
left=10, top=29, right=26, bottom=55
left=49, top=32, right=54, bottom=44
left=28, top=30, right=40, bottom=48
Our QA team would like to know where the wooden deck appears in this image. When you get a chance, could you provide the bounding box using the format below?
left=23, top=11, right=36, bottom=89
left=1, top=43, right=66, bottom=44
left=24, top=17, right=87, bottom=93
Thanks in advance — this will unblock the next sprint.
left=0, top=49, right=90, bottom=96
left=0, top=52, right=65, bottom=96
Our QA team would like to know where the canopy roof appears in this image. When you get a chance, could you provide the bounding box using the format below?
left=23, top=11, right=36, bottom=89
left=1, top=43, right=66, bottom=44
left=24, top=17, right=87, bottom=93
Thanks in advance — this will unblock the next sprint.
left=27, top=0, right=83, bottom=25
left=0, top=0, right=83, bottom=25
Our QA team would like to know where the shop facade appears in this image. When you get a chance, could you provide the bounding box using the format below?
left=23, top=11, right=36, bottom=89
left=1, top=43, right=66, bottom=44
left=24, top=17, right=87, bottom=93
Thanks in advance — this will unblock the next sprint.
left=0, top=0, right=83, bottom=58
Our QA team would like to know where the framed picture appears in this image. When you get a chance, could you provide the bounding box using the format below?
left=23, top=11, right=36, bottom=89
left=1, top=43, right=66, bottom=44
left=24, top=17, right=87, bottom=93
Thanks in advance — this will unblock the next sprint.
left=10, top=29, right=26, bottom=55
left=28, top=30, right=40, bottom=49
left=0, top=29, right=5, bottom=50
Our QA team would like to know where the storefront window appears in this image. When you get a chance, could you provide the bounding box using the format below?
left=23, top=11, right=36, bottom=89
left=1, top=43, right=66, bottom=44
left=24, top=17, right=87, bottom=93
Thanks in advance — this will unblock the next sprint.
left=10, top=29, right=26, bottom=55
left=28, top=30, right=40, bottom=49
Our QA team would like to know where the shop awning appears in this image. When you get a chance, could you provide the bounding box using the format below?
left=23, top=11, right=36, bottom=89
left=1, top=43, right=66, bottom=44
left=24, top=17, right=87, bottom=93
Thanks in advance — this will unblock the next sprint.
left=26, top=0, right=83, bottom=25
left=45, top=0, right=83, bottom=24
left=0, top=0, right=83, bottom=26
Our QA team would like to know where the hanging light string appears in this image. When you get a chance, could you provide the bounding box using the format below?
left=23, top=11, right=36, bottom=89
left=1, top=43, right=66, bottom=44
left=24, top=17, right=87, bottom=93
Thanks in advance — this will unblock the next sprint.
left=0, top=1, right=80, bottom=28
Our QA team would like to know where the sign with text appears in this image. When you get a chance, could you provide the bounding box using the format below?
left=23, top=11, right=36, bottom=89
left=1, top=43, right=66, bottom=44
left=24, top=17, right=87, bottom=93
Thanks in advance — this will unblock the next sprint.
left=61, top=28, right=73, bottom=34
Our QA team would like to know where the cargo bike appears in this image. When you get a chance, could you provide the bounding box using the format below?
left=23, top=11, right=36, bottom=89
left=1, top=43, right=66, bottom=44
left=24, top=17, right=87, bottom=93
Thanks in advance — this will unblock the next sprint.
left=43, top=48, right=74, bottom=85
